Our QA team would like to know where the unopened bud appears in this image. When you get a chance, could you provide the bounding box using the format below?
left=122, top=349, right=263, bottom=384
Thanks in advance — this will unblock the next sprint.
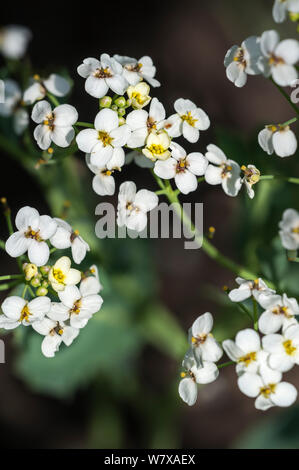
left=118, top=117, right=126, bottom=126
left=118, top=107, right=126, bottom=117
left=40, top=265, right=50, bottom=276
left=114, top=96, right=126, bottom=108
left=99, top=96, right=112, bottom=108
left=208, top=226, right=216, bottom=239
left=31, top=276, right=41, bottom=288
left=111, top=104, right=118, bottom=111
left=36, top=286, right=48, bottom=296
left=41, top=280, right=49, bottom=288
left=24, top=263, right=38, bottom=281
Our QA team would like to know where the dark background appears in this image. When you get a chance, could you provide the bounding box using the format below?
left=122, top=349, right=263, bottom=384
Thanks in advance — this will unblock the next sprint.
left=1, top=0, right=299, bottom=449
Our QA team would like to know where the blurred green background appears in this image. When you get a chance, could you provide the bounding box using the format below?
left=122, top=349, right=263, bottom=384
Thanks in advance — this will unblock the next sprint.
left=1, top=0, right=299, bottom=448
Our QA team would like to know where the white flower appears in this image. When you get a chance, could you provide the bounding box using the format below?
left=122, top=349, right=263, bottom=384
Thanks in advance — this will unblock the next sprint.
left=48, top=256, right=81, bottom=292
left=204, top=144, right=242, bottom=197
left=117, top=181, right=158, bottom=232
left=258, top=125, right=297, bottom=158
left=127, top=82, right=151, bottom=109
left=273, top=0, right=299, bottom=23
left=238, top=369, right=296, bottom=410
left=77, top=54, right=128, bottom=98
left=0, top=25, right=31, bottom=59
left=178, top=350, right=219, bottom=406
left=240, top=165, right=260, bottom=199
left=85, top=149, right=125, bottom=196
left=142, top=130, right=171, bottom=162
left=258, top=30, right=299, bottom=86
left=154, top=142, right=208, bottom=195
left=32, top=100, right=78, bottom=150
left=5, top=206, right=57, bottom=266
left=0, top=79, right=29, bottom=135
left=262, top=323, right=299, bottom=372
left=188, top=313, right=223, bottom=366
left=163, top=98, right=210, bottom=143
left=258, top=293, right=299, bottom=334
left=76, top=108, right=130, bottom=167
left=113, top=55, right=160, bottom=87
left=228, top=277, right=275, bottom=303
left=279, top=208, right=299, bottom=250
left=224, top=36, right=261, bottom=87
left=49, top=282, right=103, bottom=329
left=0, top=296, right=50, bottom=330
left=32, top=317, right=79, bottom=358
left=50, top=218, right=90, bottom=264
left=126, top=97, right=165, bottom=148
left=80, top=265, right=103, bottom=295
left=223, top=329, right=264, bottom=375
left=23, top=74, right=70, bottom=105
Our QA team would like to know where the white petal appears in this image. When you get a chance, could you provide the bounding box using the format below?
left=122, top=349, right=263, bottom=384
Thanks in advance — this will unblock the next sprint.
left=48, top=302, right=69, bottom=321
left=186, top=152, right=208, bottom=175
left=226, top=62, right=247, bottom=87
left=5, top=232, right=29, bottom=257
left=149, top=97, right=165, bottom=122
left=126, top=109, right=148, bottom=131
left=31, top=100, right=52, bottom=123
left=154, top=158, right=176, bottom=180
left=134, top=189, right=158, bottom=212
left=58, top=285, right=81, bottom=308
left=65, top=268, right=81, bottom=286
left=182, top=121, right=199, bottom=143
left=80, top=294, right=103, bottom=315
left=80, top=276, right=102, bottom=296
left=126, top=211, right=148, bottom=232
left=51, top=126, right=75, bottom=148
left=2, top=296, right=25, bottom=319
left=42, top=334, right=62, bottom=358
left=32, top=317, right=56, bottom=335
left=271, top=382, right=297, bottom=407
left=268, top=353, right=294, bottom=372
left=33, top=124, right=52, bottom=150
left=258, top=128, right=274, bottom=155
left=16, top=207, right=40, bottom=231
left=54, top=104, right=78, bottom=127
left=178, top=378, right=198, bottom=406
left=200, top=337, right=223, bottom=362
left=228, top=284, right=251, bottom=302
left=38, top=215, right=57, bottom=240
left=77, top=58, right=100, bottom=78
left=272, top=64, right=298, bottom=87
left=222, top=339, right=243, bottom=362
left=23, top=82, right=45, bottom=104
left=71, top=237, right=89, bottom=264
left=273, top=0, right=287, bottom=23
left=192, top=312, right=213, bottom=336
left=235, top=328, right=260, bottom=354
left=273, top=129, right=297, bottom=157
left=61, top=326, right=79, bottom=346
left=255, top=395, right=274, bottom=411
left=76, top=129, right=99, bottom=153
left=238, top=372, right=263, bottom=397
left=28, top=296, right=51, bottom=321
left=258, top=311, right=283, bottom=334
left=275, top=39, right=299, bottom=65
left=193, top=361, right=219, bottom=384
left=204, top=165, right=222, bottom=185
left=85, top=75, right=108, bottom=98
left=14, top=108, right=29, bottom=135
left=260, top=30, right=280, bottom=56
left=92, top=174, right=115, bottom=196
left=175, top=170, right=198, bottom=195
left=94, top=108, right=118, bottom=132
left=44, top=74, right=70, bottom=97
left=106, top=75, right=128, bottom=95
left=205, top=144, right=227, bottom=164
left=50, top=226, right=71, bottom=249
left=107, top=147, right=125, bottom=169
left=27, top=240, right=50, bottom=266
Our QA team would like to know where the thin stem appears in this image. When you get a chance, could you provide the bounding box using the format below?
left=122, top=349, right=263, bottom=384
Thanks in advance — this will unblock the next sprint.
left=22, top=284, right=28, bottom=299
left=46, top=92, right=60, bottom=108
left=281, top=117, right=297, bottom=127
left=252, top=298, right=258, bottom=331
left=236, top=302, right=254, bottom=321
left=260, top=174, right=299, bottom=185
left=75, top=121, right=94, bottom=128
left=150, top=169, right=166, bottom=191
left=0, top=274, right=24, bottom=281
left=0, top=239, right=5, bottom=250
left=3, top=207, right=13, bottom=235
left=270, top=77, right=299, bottom=116
left=0, top=280, right=20, bottom=291
left=217, top=360, right=235, bottom=369
left=50, top=247, right=57, bottom=254
left=27, top=285, right=35, bottom=298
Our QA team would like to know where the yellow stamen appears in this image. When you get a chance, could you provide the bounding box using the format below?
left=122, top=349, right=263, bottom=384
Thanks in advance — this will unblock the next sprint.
left=98, top=131, right=113, bottom=147
left=181, top=111, right=198, bottom=127
left=238, top=351, right=257, bottom=366
left=52, top=268, right=66, bottom=284
left=283, top=339, right=297, bottom=356
left=260, top=383, right=276, bottom=398
left=20, top=304, right=31, bottom=322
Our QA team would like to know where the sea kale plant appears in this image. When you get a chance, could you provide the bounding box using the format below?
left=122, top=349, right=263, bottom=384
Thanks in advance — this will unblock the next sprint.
left=1, top=0, right=299, bottom=413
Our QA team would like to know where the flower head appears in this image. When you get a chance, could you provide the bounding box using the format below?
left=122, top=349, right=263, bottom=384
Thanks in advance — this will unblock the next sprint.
left=48, top=256, right=81, bottom=292
left=224, top=36, right=261, bottom=87
left=279, top=208, right=299, bottom=250
left=223, top=328, right=263, bottom=375
left=50, top=218, right=90, bottom=264
left=0, top=25, right=31, bottom=59
left=228, top=277, right=275, bottom=302
left=262, top=323, right=299, bottom=372
left=188, top=312, right=223, bottom=366
left=0, top=296, right=50, bottom=329
left=258, top=124, right=297, bottom=158
left=126, top=97, right=165, bottom=148
left=114, top=55, right=160, bottom=87
left=258, top=293, right=299, bottom=334
left=142, top=130, right=171, bottom=162
left=204, top=144, right=242, bottom=197
left=127, top=82, right=151, bottom=109
left=23, top=74, right=70, bottom=105
left=241, top=164, right=260, bottom=199
left=273, top=0, right=299, bottom=23
left=32, top=317, right=79, bottom=358
left=32, top=100, right=78, bottom=150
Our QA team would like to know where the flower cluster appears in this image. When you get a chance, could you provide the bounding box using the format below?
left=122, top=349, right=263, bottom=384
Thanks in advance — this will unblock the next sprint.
left=0, top=206, right=103, bottom=357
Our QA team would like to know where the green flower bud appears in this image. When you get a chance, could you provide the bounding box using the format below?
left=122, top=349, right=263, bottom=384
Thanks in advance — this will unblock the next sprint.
left=111, top=104, right=118, bottom=111
left=99, top=96, right=112, bottom=108
left=118, top=117, right=126, bottom=126
left=36, top=287, right=48, bottom=296
left=40, top=265, right=51, bottom=276
left=118, top=108, right=126, bottom=117
left=114, top=96, right=126, bottom=108
left=31, top=277, right=41, bottom=288
left=24, top=263, right=38, bottom=281
left=41, top=280, right=49, bottom=288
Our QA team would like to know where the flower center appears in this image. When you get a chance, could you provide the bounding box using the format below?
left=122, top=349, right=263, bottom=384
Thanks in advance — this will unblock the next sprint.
left=292, top=226, right=299, bottom=234
left=191, top=334, right=207, bottom=346
left=25, top=227, right=42, bottom=242
left=233, top=47, right=247, bottom=67
left=125, top=62, right=142, bottom=72
left=131, top=91, right=148, bottom=106
left=221, top=163, right=232, bottom=178
left=272, top=305, right=291, bottom=317
left=102, top=169, right=113, bottom=176
left=260, top=383, right=276, bottom=398
left=238, top=351, right=257, bottom=366
left=98, top=131, right=113, bottom=147
left=43, top=113, right=55, bottom=130
left=50, top=323, right=64, bottom=336
left=147, top=117, right=157, bottom=131
left=241, top=165, right=260, bottom=185
left=52, top=268, right=66, bottom=285
left=269, top=54, right=285, bottom=66
left=71, top=299, right=82, bottom=315
left=94, top=67, right=113, bottom=79
left=19, top=304, right=31, bottom=322
left=176, top=159, right=188, bottom=173
left=181, top=111, right=197, bottom=127
left=283, top=339, right=297, bottom=356
left=147, top=144, right=166, bottom=155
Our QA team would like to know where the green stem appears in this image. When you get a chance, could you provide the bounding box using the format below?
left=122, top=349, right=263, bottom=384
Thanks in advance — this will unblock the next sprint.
left=270, top=77, right=299, bottom=116
left=281, top=117, right=297, bottom=127
left=150, top=169, right=166, bottom=191
left=237, top=302, right=254, bottom=321
left=46, top=92, right=60, bottom=108
left=0, top=239, right=5, bottom=250
left=22, top=284, right=28, bottom=299
left=75, top=121, right=94, bottom=128
left=217, top=360, right=234, bottom=369
left=252, top=298, right=258, bottom=331
left=27, top=285, right=35, bottom=298
left=0, top=274, right=24, bottom=281
left=260, top=175, right=299, bottom=185
left=0, top=280, right=20, bottom=291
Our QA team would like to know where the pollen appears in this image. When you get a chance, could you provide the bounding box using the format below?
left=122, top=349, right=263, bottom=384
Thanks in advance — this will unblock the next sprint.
left=98, top=131, right=113, bottom=147
left=33, top=74, right=40, bottom=81
left=283, top=339, right=297, bottom=356
left=292, top=226, right=299, bottom=234
left=74, top=229, right=80, bottom=236
left=180, top=372, right=186, bottom=378
left=260, top=383, right=276, bottom=398
left=147, top=144, right=165, bottom=155
left=131, top=92, right=148, bottom=106
left=48, top=147, right=54, bottom=155
left=181, top=111, right=198, bottom=127
left=52, top=268, right=66, bottom=284
left=19, top=304, right=31, bottom=322
left=241, top=165, right=247, bottom=172
left=238, top=351, right=257, bottom=366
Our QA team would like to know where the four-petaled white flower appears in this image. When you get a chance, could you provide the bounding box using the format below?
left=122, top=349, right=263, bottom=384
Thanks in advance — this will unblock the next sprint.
left=32, top=317, right=79, bottom=358
left=32, top=100, right=78, bottom=150
left=0, top=25, right=31, bottom=59
left=76, top=108, right=130, bottom=167
left=127, top=82, right=151, bottom=110
left=5, top=206, right=57, bottom=267
left=85, top=149, right=125, bottom=196
left=223, top=328, right=264, bottom=375
left=273, top=0, right=299, bottom=23
left=188, top=312, right=223, bottom=366
left=114, top=55, right=160, bottom=87
left=50, top=218, right=90, bottom=264
left=163, top=98, right=210, bottom=143
left=224, top=36, right=261, bottom=87
left=49, top=282, right=103, bottom=329
left=204, top=144, right=242, bottom=197
left=241, top=165, right=260, bottom=199
left=80, top=265, right=103, bottom=296
left=48, top=256, right=81, bottom=292
left=258, top=124, right=297, bottom=158
left=258, top=293, right=299, bottom=334
left=262, top=323, right=299, bottom=372
left=77, top=54, right=128, bottom=98
left=117, top=181, right=158, bottom=232
left=0, top=79, right=29, bottom=135
left=142, top=130, right=171, bottom=162
left=0, top=296, right=50, bottom=329
left=126, top=97, right=165, bottom=148
left=154, top=142, right=208, bottom=195
left=228, top=277, right=275, bottom=302
left=258, top=30, right=299, bottom=86
left=23, top=74, right=70, bottom=105
left=238, top=368, right=296, bottom=410
left=178, top=350, right=219, bottom=406
left=279, top=208, right=299, bottom=250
